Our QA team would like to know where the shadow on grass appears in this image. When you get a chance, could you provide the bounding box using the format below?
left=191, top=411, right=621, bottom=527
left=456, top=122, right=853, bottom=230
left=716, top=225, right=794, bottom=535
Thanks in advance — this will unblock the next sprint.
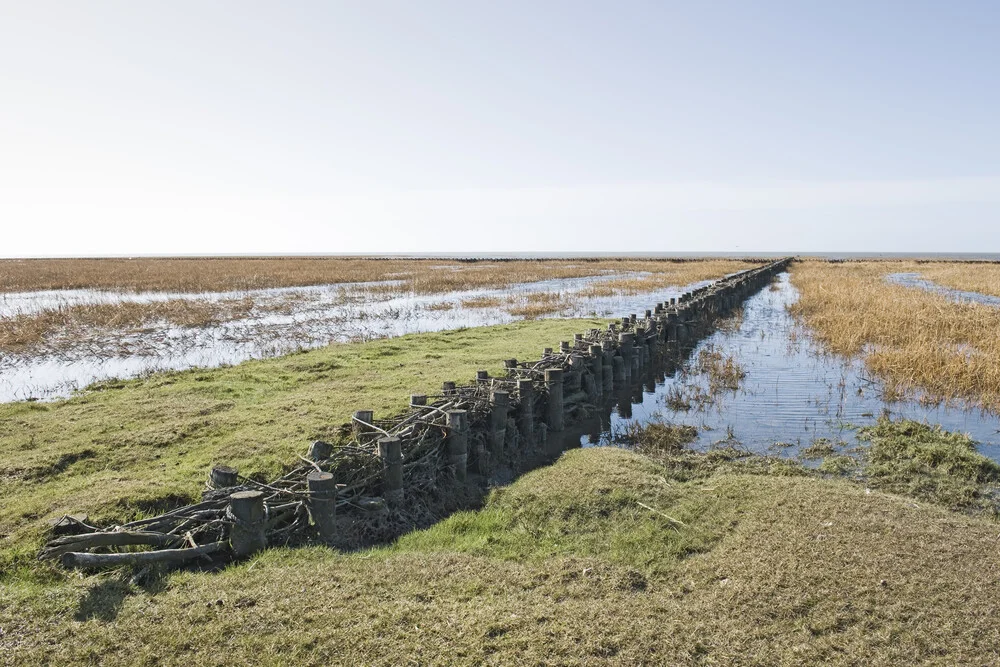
left=74, top=568, right=171, bottom=621
left=74, top=578, right=130, bottom=622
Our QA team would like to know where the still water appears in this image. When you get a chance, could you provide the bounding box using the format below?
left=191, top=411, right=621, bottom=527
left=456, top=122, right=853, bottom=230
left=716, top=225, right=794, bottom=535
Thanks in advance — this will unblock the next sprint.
left=582, top=273, right=1000, bottom=461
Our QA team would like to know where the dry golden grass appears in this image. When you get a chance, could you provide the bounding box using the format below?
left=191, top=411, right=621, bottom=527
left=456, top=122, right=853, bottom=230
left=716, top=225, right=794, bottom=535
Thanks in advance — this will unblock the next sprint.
left=579, top=259, right=752, bottom=297
left=459, top=296, right=504, bottom=309
left=505, top=291, right=571, bottom=318
left=911, top=261, right=1000, bottom=297
left=0, top=258, right=760, bottom=358
left=0, top=298, right=258, bottom=354
left=0, top=257, right=762, bottom=294
left=791, top=260, right=1000, bottom=411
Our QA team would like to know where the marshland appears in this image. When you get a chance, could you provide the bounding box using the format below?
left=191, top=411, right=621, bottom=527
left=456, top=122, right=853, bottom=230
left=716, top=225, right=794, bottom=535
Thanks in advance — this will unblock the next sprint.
left=6, top=256, right=1000, bottom=665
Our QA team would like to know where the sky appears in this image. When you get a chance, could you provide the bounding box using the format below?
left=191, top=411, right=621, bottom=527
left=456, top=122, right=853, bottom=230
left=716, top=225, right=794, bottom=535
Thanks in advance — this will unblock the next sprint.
left=2, top=1, right=999, bottom=256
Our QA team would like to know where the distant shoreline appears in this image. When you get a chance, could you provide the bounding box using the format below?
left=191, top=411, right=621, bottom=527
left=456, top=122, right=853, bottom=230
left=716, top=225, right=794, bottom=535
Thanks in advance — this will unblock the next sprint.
left=4, top=252, right=1000, bottom=261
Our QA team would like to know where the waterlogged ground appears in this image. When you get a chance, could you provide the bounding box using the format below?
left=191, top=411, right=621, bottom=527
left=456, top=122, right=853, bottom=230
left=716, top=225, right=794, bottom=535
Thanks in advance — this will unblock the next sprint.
left=593, top=273, right=1000, bottom=461
left=887, top=272, right=1000, bottom=306
left=0, top=273, right=716, bottom=402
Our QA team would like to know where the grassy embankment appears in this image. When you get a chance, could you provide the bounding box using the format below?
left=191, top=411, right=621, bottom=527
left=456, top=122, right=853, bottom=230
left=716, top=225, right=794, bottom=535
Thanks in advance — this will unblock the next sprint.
left=0, top=318, right=606, bottom=578
left=5, top=417, right=1000, bottom=664
left=791, top=260, right=1000, bottom=411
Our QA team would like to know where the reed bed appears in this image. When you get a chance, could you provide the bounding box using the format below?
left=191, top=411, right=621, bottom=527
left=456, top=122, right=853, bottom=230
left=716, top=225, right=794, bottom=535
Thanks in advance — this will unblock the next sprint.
left=0, top=257, right=761, bottom=294
left=0, top=298, right=259, bottom=354
left=0, top=258, right=760, bottom=359
left=578, top=260, right=752, bottom=297
left=911, top=261, right=1000, bottom=298
left=790, top=260, right=1000, bottom=412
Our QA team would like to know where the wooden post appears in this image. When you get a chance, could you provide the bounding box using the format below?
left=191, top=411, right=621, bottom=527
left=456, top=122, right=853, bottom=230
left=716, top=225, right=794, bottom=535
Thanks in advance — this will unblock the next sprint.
left=544, top=368, right=564, bottom=432
left=477, top=370, right=489, bottom=382
left=306, top=471, right=337, bottom=544
left=560, top=341, right=571, bottom=354
left=442, top=381, right=457, bottom=396
left=410, top=394, right=427, bottom=406
left=613, top=355, right=625, bottom=387
left=228, top=490, right=266, bottom=558
left=353, top=410, right=374, bottom=438
left=589, top=344, right=603, bottom=398
left=378, top=437, right=403, bottom=506
left=619, top=333, right=634, bottom=380
left=517, top=379, right=534, bottom=446
left=490, top=390, right=509, bottom=460
left=209, top=465, right=238, bottom=489
left=543, top=347, right=553, bottom=357
left=602, top=345, right=614, bottom=393
left=446, top=410, right=469, bottom=481
left=307, top=440, right=333, bottom=462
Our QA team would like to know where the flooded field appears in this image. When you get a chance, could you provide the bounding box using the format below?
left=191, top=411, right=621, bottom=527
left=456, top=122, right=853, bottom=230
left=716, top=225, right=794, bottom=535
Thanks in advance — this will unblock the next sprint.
left=0, top=273, right=722, bottom=402
left=887, top=272, right=1000, bottom=306
left=581, top=272, right=1000, bottom=462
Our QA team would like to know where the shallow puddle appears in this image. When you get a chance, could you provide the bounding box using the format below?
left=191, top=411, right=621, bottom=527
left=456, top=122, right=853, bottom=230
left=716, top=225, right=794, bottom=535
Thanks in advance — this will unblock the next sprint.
left=586, top=273, right=1000, bottom=461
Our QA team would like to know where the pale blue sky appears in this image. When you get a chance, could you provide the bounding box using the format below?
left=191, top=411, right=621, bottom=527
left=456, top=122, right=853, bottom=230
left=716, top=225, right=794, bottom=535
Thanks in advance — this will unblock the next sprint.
left=2, top=1, right=998, bottom=255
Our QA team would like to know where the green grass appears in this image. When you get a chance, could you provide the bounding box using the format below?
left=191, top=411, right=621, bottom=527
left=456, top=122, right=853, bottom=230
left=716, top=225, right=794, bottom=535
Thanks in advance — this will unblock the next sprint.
left=0, top=318, right=606, bottom=579
left=6, top=321, right=1000, bottom=664
left=857, top=417, right=1000, bottom=513
left=5, top=445, right=1000, bottom=665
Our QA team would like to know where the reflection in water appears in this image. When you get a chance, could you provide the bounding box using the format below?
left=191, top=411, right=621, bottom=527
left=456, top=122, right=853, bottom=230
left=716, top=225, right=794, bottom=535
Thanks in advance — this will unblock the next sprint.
left=573, top=273, right=1000, bottom=462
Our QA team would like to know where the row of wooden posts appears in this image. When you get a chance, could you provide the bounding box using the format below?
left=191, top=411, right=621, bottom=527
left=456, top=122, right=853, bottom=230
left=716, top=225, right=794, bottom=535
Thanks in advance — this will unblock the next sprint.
left=222, top=258, right=792, bottom=557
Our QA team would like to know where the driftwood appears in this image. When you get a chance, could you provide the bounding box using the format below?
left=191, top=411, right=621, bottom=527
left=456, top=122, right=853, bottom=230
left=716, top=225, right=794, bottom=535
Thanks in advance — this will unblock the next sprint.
left=41, top=531, right=181, bottom=560
left=61, top=541, right=228, bottom=569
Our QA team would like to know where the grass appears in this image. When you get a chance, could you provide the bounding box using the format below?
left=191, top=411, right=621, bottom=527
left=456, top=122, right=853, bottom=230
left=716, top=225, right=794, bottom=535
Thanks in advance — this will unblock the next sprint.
left=0, top=258, right=758, bottom=359
left=0, top=317, right=606, bottom=579
left=790, top=259, right=1000, bottom=412
left=0, top=257, right=762, bottom=294
left=0, top=298, right=260, bottom=355
left=857, top=418, right=1000, bottom=513
left=6, top=427, right=1000, bottom=664
left=912, top=260, right=1000, bottom=298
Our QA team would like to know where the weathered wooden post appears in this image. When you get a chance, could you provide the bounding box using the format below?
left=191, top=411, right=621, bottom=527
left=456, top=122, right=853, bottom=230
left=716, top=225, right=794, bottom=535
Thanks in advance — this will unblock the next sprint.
left=602, top=343, right=614, bottom=393
left=589, top=344, right=603, bottom=398
left=378, top=436, right=403, bottom=506
left=307, top=440, right=333, bottom=462
left=490, top=390, right=509, bottom=460
left=544, top=368, right=564, bottom=432
left=306, top=471, right=337, bottom=544
left=517, top=378, right=534, bottom=445
left=353, top=409, right=374, bottom=438
left=618, top=333, right=634, bottom=380
left=543, top=347, right=553, bottom=357
left=560, top=341, right=571, bottom=354
left=446, top=410, right=469, bottom=481
left=410, top=394, right=427, bottom=406
left=229, top=490, right=266, bottom=558
left=442, top=381, right=457, bottom=396
left=612, top=355, right=626, bottom=387
left=477, top=370, right=490, bottom=382
left=209, top=465, right=239, bottom=489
